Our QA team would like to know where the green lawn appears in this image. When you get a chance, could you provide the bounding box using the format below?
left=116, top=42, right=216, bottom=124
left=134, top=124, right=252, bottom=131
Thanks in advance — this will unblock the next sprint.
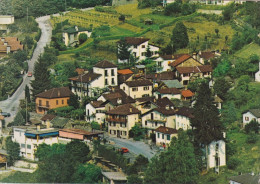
left=234, top=43, right=260, bottom=59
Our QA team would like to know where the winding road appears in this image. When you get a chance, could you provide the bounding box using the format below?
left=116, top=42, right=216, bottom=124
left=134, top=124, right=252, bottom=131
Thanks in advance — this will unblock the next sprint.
left=0, top=16, right=52, bottom=123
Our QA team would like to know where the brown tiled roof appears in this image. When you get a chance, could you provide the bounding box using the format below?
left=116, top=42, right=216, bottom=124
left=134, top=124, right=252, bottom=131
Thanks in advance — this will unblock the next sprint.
left=136, top=96, right=155, bottom=103
left=60, top=128, right=102, bottom=135
left=91, top=101, right=106, bottom=108
left=175, top=107, right=194, bottom=118
left=108, top=96, right=135, bottom=106
left=157, top=88, right=181, bottom=95
left=36, top=87, right=73, bottom=99
left=125, top=37, right=149, bottom=45
left=41, top=114, right=56, bottom=121
left=181, top=90, right=194, bottom=98
left=118, top=69, right=133, bottom=75
left=169, top=54, right=192, bottom=67
left=155, top=97, right=174, bottom=108
left=176, top=65, right=212, bottom=74
left=155, top=126, right=178, bottom=134
left=75, top=68, right=87, bottom=75
left=118, top=73, right=133, bottom=84
left=0, top=37, right=23, bottom=52
left=69, top=72, right=101, bottom=83
left=103, top=89, right=126, bottom=100
left=10, top=44, right=23, bottom=51
left=125, top=79, right=153, bottom=87
left=145, top=71, right=175, bottom=81
left=154, top=107, right=176, bottom=116
left=94, top=60, right=117, bottom=68
left=106, top=104, right=140, bottom=115
left=181, top=89, right=194, bottom=98
left=200, top=51, right=215, bottom=60
left=160, top=55, right=174, bottom=60
left=229, top=173, right=260, bottom=184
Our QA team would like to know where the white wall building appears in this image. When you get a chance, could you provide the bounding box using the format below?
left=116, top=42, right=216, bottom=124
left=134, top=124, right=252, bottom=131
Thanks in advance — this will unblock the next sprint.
left=255, top=62, right=260, bottom=82
left=208, top=139, right=226, bottom=169
left=242, top=109, right=260, bottom=126
left=86, top=101, right=106, bottom=124
left=155, top=55, right=174, bottom=73
left=63, top=26, right=92, bottom=46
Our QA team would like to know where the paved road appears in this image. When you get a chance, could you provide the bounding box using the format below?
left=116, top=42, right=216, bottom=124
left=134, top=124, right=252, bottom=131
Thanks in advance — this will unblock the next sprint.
left=107, top=137, right=158, bottom=160
left=0, top=16, right=52, bottom=123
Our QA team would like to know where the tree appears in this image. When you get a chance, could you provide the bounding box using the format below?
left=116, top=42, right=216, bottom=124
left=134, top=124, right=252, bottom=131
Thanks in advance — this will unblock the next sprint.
left=191, top=81, right=223, bottom=170
left=127, top=154, right=149, bottom=174
left=117, top=38, right=131, bottom=63
left=65, top=140, right=90, bottom=164
left=9, top=111, right=26, bottom=127
left=215, top=28, right=219, bottom=37
left=222, top=2, right=235, bottom=21
left=25, top=85, right=31, bottom=103
left=221, top=101, right=237, bottom=125
left=118, top=14, right=125, bottom=22
left=213, top=77, right=231, bottom=100
left=78, top=33, right=88, bottom=44
left=72, top=164, right=102, bottom=183
left=146, top=45, right=152, bottom=58
left=5, top=137, right=20, bottom=166
left=23, top=36, right=34, bottom=50
left=171, top=21, right=189, bottom=50
left=68, top=94, right=79, bottom=109
left=144, top=156, right=165, bottom=184
left=127, top=175, right=143, bottom=184
left=31, top=55, right=51, bottom=98
left=245, top=119, right=259, bottom=134
left=129, top=124, right=147, bottom=141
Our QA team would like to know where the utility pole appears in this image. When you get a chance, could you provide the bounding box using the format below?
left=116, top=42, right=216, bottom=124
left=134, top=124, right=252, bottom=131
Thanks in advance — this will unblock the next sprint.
left=27, top=7, right=28, bottom=23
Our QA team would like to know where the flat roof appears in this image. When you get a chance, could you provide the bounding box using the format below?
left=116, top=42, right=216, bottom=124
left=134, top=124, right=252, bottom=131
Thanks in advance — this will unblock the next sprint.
left=102, top=172, right=127, bottom=181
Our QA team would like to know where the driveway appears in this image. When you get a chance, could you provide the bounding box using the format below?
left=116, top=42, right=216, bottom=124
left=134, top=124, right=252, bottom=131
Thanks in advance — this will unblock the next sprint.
left=107, top=137, right=158, bottom=160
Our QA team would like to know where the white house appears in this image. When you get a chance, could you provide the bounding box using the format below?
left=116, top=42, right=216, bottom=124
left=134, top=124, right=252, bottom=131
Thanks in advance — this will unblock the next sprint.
left=69, top=60, right=117, bottom=99
left=255, top=62, right=260, bottom=82
left=242, top=109, right=260, bottom=126
left=86, top=101, right=106, bottom=124
left=155, top=126, right=178, bottom=147
left=63, top=26, right=92, bottom=46
left=229, top=173, right=260, bottom=184
left=155, top=55, right=174, bottom=73
left=118, top=37, right=159, bottom=63
left=120, top=79, right=153, bottom=99
left=175, top=107, right=194, bottom=130
left=208, top=139, right=226, bottom=170
left=12, top=125, right=59, bottom=160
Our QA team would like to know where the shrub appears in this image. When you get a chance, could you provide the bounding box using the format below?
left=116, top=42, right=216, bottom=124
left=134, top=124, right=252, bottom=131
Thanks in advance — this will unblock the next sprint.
left=246, top=134, right=258, bottom=144
left=91, top=122, right=100, bottom=130
left=78, top=33, right=88, bottom=44
left=245, top=120, right=259, bottom=134
left=227, top=157, right=240, bottom=170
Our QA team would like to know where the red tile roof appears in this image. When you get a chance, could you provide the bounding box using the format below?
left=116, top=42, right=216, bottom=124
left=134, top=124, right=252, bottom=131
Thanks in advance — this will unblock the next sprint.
left=176, top=65, right=212, bottom=74
left=169, top=54, right=192, bottom=67
left=106, top=104, right=140, bottom=115
left=118, top=69, right=134, bottom=75
left=155, top=126, right=178, bottom=134
left=36, top=87, right=73, bottom=99
left=181, top=90, right=194, bottom=98
left=0, top=37, right=23, bottom=53
left=69, top=72, right=101, bottom=83
left=125, top=37, right=149, bottom=45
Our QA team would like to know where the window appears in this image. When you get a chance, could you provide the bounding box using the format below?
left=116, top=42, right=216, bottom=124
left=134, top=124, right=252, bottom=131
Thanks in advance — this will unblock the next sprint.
left=46, top=101, right=49, bottom=107
left=112, top=78, right=115, bottom=85
left=134, top=45, right=137, bottom=49
left=39, top=100, right=42, bottom=106
left=62, top=100, right=64, bottom=104
left=132, top=87, right=138, bottom=91
left=120, top=123, right=122, bottom=127
left=142, top=94, right=149, bottom=97
left=142, top=45, right=145, bottom=48
left=133, top=52, right=136, bottom=57
left=157, top=133, right=160, bottom=138
left=158, top=62, right=162, bottom=67
left=113, top=122, right=116, bottom=126
left=105, top=70, right=108, bottom=76
left=109, top=122, right=111, bottom=126
left=143, top=86, right=149, bottom=90
left=110, top=130, right=112, bottom=134
left=167, top=135, right=170, bottom=140
left=56, top=100, right=59, bottom=105
left=155, top=122, right=158, bottom=127
left=183, top=80, right=189, bottom=85
left=105, top=79, right=108, bottom=85
left=245, top=117, right=249, bottom=121
left=111, top=69, right=115, bottom=76
left=27, top=144, right=31, bottom=149
left=162, top=134, right=164, bottom=139
left=123, top=87, right=125, bottom=90
left=145, top=121, right=147, bottom=126
left=151, top=113, right=154, bottom=120
left=21, top=143, right=25, bottom=148
left=141, top=52, right=146, bottom=56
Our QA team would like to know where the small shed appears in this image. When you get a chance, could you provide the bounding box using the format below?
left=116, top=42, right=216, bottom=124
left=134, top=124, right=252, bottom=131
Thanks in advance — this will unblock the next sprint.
left=144, top=19, right=153, bottom=25
left=59, top=128, right=103, bottom=141
left=102, top=171, right=127, bottom=184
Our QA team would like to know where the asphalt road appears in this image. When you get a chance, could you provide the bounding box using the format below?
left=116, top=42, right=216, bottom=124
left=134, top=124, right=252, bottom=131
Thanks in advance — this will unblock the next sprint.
left=0, top=16, right=52, bottom=123
left=108, top=137, right=158, bottom=160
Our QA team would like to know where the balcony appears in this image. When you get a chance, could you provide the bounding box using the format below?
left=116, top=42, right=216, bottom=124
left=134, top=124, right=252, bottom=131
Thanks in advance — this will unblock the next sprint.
left=146, top=119, right=166, bottom=123
left=36, top=103, right=50, bottom=109
left=106, top=117, right=127, bottom=123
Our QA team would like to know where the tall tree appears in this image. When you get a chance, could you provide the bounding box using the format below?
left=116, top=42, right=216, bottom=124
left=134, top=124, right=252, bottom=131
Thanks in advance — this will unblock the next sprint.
left=117, top=38, right=131, bottom=63
left=65, top=140, right=90, bottom=164
left=213, top=77, right=231, bottom=100
left=146, top=45, right=152, bottom=58
left=5, top=137, right=20, bottom=166
left=68, top=94, right=79, bottom=109
left=191, top=81, right=223, bottom=170
left=25, top=85, right=31, bottom=103
left=171, top=21, right=189, bottom=50
left=30, top=55, right=51, bottom=98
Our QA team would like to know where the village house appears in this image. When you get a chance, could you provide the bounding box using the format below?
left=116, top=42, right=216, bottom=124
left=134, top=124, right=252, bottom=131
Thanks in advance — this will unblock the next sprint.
left=208, top=139, right=226, bottom=170
left=155, top=126, right=178, bottom=147
left=59, top=128, right=103, bottom=141
left=155, top=55, right=175, bottom=73
left=0, top=37, right=23, bottom=55
left=154, top=88, right=181, bottom=100
left=168, top=54, right=202, bottom=70
left=35, top=87, right=73, bottom=114
left=12, top=124, right=59, bottom=160
left=118, top=37, right=159, bottom=63
left=135, top=96, right=156, bottom=114
left=175, top=107, right=193, bottom=130
left=63, top=26, right=92, bottom=46
left=175, top=65, right=212, bottom=86
left=69, top=60, right=118, bottom=99
left=117, top=69, right=134, bottom=85
left=242, top=109, right=260, bottom=126
left=102, top=172, right=127, bottom=184
left=106, top=104, right=140, bottom=139
left=196, top=51, right=219, bottom=64
left=120, top=79, right=153, bottom=99
left=229, top=173, right=260, bottom=184
left=181, top=89, right=194, bottom=101
left=86, top=100, right=106, bottom=123
left=0, top=15, right=14, bottom=33
left=145, top=71, right=176, bottom=88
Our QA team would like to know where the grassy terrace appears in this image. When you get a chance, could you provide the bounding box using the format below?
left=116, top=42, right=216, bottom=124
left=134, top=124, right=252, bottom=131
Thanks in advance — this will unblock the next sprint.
left=234, top=43, right=260, bottom=59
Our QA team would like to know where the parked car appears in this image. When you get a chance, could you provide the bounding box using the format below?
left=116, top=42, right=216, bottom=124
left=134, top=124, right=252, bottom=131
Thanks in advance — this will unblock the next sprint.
left=120, top=147, right=129, bottom=153
left=27, top=72, right=33, bottom=77
left=0, top=112, right=11, bottom=117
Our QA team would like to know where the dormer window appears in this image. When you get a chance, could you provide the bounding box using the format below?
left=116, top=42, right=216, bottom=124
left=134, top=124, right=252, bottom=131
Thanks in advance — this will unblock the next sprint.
left=142, top=45, right=145, bottom=48
left=111, top=69, right=114, bottom=76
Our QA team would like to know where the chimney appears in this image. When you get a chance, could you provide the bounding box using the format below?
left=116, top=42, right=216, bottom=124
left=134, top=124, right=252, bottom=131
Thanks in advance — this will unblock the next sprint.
left=199, top=50, right=202, bottom=55
left=4, top=42, right=7, bottom=46
left=58, top=90, right=61, bottom=97
left=112, top=87, right=115, bottom=92
left=75, top=26, right=78, bottom=32
left=46, top=119, right=51, bottom=129
left=192, top=53, right=197, bottom=60
left=130, top=107, right=132, bottom=112
left=165, top=105, right=169, bottom=110
left=89, top=77, right=91, bottom=81
left=117, top=98, right=122, bottom=105
left=36, top=124, right=41, bottom=131
left=1, top=38, right=5, bottom=42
